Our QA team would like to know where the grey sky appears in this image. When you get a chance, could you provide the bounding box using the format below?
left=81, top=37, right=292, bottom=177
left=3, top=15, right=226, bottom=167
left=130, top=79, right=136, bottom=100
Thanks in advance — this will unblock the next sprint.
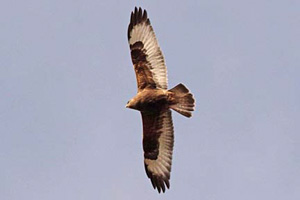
left=1, top=0, right=299, bottom=199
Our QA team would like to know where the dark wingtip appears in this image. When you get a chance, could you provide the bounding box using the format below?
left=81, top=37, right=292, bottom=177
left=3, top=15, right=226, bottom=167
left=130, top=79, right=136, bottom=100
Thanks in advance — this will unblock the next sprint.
left=128, top=7, right=150, bottom=40
left=165, top=179, right=170, bottom=189
left=138, top=7, right=142, bottom=19
left=134, top=7, right=138, bottom=14
left=144, top=163, right=170, bottom=193
left=143, top=9, right=148, bottom=21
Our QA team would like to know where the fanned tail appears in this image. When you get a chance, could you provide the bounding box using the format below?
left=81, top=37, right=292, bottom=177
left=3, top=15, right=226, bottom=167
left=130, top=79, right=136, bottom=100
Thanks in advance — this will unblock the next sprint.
left=169, top=83, right=195, bottom=118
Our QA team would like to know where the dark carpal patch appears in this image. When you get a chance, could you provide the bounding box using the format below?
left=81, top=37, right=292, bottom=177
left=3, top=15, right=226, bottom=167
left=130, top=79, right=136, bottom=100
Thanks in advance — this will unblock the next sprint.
left=130, top=41, right=144, bottom=49
left=130, top=41, right=147, bottom=64
left=142, top=112, right=165, bottom=160
left=143, top=135, right=160, bottom=160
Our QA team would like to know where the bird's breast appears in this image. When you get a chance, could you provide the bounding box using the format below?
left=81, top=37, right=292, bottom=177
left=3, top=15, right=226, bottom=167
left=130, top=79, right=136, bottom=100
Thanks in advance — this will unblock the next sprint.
left=135, top=89, right=168, bottom=112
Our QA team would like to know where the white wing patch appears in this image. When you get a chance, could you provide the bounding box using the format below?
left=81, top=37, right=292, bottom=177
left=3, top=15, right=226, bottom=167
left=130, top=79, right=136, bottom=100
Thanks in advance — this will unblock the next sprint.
left=128, top=13, right=168, bottom=90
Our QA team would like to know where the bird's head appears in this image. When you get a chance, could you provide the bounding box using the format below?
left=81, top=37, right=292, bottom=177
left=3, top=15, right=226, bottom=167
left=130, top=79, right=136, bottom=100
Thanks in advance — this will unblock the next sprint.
left=126, top=99, right=134, bottom=109
left=126, top=97, right=141, bottom=110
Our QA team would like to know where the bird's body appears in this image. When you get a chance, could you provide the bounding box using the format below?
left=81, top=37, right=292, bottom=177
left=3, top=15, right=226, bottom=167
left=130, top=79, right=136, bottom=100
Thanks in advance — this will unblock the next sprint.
left=127, top=88, right=169, bottom=112
left=126, top=7, right=195, bottom=193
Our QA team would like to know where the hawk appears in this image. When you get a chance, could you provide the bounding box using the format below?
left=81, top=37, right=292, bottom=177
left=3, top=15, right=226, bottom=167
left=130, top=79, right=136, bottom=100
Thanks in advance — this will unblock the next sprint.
left=126, top=7, right=195, bottom=193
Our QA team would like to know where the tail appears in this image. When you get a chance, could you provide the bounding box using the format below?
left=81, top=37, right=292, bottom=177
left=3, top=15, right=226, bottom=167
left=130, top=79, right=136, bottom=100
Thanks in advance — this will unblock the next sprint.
left=169, top=83, right=195, bottom=118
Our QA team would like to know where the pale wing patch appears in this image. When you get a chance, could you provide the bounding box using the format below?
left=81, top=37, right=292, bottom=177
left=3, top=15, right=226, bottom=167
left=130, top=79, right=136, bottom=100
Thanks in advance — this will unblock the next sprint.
left=128, top=9, right=168, bottom=90
left=144, top=110, right=174, bottom=193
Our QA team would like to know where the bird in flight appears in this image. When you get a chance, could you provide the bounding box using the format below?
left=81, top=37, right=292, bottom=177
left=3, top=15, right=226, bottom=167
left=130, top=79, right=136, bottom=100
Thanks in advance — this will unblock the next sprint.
left=126, top=7, right=195, bottom=193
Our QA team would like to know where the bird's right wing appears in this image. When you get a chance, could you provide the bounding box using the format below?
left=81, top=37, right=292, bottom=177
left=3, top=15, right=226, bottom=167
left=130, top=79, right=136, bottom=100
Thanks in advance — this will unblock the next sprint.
left=141, top=109, right=174, bottom=193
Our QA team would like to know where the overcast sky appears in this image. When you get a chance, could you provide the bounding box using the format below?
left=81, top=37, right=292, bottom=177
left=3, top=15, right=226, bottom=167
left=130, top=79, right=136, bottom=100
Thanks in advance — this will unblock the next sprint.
left=1, top=0, right=300, bottom=200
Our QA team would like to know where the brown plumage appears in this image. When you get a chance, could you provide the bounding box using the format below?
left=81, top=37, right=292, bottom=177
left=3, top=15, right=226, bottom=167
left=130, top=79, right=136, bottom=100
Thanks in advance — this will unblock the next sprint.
left=126, top=7, right=195, bottom=193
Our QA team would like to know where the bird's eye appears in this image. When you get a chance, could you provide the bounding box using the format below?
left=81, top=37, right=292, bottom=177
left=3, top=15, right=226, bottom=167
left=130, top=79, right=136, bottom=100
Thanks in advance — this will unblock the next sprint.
left=127, top=101, right=130, bottom=104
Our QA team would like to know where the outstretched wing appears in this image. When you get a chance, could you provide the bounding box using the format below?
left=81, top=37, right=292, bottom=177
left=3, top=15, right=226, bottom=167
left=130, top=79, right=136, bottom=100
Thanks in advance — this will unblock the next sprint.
left=141, top=110, right=174, bottom=193
left=128, top=7, right=168, bottom=91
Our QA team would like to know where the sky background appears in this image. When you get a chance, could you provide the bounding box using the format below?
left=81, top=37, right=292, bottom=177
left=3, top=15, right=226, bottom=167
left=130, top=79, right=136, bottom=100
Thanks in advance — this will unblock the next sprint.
left=1, top=0, right=300, bottom=199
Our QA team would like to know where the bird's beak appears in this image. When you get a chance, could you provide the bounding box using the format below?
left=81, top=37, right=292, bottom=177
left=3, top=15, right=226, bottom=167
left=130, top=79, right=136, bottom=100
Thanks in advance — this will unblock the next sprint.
left=126, top=100, right=130, bottom=108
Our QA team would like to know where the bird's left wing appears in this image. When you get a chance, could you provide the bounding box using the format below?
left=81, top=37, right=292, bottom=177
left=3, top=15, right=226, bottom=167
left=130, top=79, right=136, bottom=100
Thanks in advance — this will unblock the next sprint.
left=141, top=110, right=174, bottom=193
left=128, top=7, right=168, bottom=91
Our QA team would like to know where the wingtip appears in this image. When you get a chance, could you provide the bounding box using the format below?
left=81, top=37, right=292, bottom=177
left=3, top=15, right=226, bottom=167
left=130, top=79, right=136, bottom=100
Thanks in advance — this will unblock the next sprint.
left=131, top=7, right=148, bottom=23
left=128, top=7, right=151, bottom=41
left=149, top=175, right=170, bottom=194
left=143, top=9, right=148, bottom=20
